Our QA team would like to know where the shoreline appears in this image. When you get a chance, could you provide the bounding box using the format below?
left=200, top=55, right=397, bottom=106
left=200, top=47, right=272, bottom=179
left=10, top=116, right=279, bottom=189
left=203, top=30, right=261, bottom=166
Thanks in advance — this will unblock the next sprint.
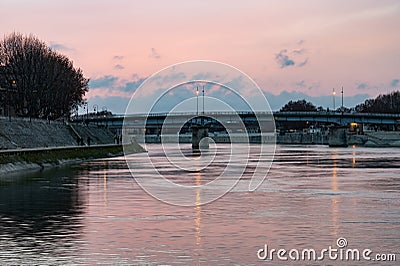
left=0, top=143, right=145, bottom=176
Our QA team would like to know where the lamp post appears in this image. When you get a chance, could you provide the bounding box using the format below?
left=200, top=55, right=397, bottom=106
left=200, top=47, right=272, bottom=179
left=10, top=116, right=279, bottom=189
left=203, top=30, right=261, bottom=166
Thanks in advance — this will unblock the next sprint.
left=341, top=86, right=344, bottom=111
left=202, top=85, right=205, bottom=125
left=196, top=86, right=199, bottom=117
left=102, top=106, right=108, bottom=127
left=332, top=88, right=336, bottom=111
left=81, top=101, right=88, bottom=125
left=202, top=85, right=205, bottom=115
left=93, top=104, right=99, bottom=126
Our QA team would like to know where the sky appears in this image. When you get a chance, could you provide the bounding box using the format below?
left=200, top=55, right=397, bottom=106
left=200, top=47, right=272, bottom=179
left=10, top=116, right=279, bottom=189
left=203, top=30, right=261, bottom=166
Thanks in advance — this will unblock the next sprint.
left=1, top=0, right=399, bottom=113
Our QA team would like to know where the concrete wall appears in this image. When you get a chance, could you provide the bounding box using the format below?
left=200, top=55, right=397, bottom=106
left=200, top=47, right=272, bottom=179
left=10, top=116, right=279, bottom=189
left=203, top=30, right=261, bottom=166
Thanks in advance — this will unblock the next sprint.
left=277, top=133, right=327, bottom=145
left=0, top=117, right=114, bottom=150
left=355, top=132, right=400, bottom=147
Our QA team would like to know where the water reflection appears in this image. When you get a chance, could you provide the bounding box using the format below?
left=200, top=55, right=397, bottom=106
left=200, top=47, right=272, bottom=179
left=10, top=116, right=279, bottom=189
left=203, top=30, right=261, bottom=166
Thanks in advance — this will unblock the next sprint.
left=352, top=145, right=357, bottom=167
left=331, top=150, right=339, bottom=238
left=195, top=172, right=202, bottom=265
left=103, top=161, right=108, bottom=207
left=0, top=145, right=399, bottom=265
left=0, top=167, right=86, bottom=262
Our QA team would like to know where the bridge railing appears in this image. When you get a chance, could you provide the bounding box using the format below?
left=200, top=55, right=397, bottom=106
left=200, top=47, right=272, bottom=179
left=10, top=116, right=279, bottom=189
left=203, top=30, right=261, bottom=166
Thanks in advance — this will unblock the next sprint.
left=273, top=111, right=400, bottom=118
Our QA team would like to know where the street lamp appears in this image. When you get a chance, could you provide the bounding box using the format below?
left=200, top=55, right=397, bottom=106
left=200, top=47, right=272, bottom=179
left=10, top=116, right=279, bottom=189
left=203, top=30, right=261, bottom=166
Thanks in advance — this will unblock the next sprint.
left=341, top=86, right=344, bottom=111
left=196, top=86, right=199, bottom=117
left=332, top=88, right=336, bottom=111
left=102, top=106, right=108, bottom=127
left=83, top=101, right=89, bottom=125
left=202, top=85, right=205, bottom=125
left=202, top=85, right=205, bottom=115
left=93, top=104, right=99, bottom=126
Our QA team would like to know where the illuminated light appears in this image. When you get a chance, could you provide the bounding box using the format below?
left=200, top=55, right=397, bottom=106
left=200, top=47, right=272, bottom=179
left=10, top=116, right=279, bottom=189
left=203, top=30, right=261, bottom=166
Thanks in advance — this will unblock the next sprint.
left=350, top=122, right=358, bottom=127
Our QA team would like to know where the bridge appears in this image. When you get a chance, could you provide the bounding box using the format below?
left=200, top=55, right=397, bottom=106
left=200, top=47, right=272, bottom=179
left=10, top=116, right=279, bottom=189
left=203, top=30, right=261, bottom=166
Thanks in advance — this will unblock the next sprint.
left=73, top=111, right=400, bottom=134
left=274, top=111, right=400, bottom=125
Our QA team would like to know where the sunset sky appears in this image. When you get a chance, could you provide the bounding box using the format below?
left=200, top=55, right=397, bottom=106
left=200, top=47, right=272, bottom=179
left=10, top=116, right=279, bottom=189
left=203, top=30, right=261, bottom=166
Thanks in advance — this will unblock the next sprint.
left=1, top=0, right=399, bottom=113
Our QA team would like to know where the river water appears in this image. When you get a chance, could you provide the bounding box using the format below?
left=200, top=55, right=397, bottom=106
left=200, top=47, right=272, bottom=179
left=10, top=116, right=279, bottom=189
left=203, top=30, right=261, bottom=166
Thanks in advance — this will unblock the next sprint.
left=0, top=145, right=399, bottom=265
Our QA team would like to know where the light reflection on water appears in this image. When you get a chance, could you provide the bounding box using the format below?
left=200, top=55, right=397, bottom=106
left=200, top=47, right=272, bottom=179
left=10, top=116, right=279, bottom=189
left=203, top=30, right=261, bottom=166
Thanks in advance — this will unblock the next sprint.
left=0, top=144, right=399, bottom=265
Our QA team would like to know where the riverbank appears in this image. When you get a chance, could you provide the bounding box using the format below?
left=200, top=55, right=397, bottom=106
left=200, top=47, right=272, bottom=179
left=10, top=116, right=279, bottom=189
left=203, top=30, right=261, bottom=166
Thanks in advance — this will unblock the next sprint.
left=0, top=143, right=145, bottom=175
left=0, top=116, right=115, bottom=149
left=277, top=131, right=400, bottom=147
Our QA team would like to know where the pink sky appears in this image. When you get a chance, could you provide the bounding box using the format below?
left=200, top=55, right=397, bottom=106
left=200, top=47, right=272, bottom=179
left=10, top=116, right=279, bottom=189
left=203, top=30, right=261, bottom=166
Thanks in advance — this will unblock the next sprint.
left=1, top=0, right=399, bottom=112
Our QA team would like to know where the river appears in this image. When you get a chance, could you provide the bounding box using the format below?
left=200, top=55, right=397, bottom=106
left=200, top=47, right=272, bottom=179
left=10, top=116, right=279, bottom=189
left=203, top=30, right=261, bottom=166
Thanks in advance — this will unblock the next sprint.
left=0, top=144, right=399, bottom=265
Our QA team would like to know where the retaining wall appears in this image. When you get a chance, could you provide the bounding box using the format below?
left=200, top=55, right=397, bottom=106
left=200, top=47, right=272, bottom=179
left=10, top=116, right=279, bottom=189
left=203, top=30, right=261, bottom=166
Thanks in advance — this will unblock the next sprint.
left=0, top=117, right=114, bottom=150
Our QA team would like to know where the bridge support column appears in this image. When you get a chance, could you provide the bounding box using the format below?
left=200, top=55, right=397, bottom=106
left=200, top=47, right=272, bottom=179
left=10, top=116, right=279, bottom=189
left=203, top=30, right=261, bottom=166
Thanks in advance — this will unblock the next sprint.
left=328, top=126, right=348, bottom=147
left=192, top=125, right=209, bottom=150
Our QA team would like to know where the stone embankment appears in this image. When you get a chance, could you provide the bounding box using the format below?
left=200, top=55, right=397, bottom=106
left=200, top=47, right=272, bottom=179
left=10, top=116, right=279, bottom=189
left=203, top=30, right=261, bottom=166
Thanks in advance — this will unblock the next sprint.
left=0, top=117, right=114, bottom=149
left=0, top=117, right=145, bottom=175
left=0, top=144, right=121, bottom=175
left=279, top=131, right=400, bottom=147
left=277, top=132, right=328, bottom=145
left=349, top=132, right=400, bottom=147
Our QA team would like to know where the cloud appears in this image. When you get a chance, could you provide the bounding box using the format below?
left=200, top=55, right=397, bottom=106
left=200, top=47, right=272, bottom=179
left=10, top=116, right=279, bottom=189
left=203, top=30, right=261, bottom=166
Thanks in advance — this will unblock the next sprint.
left=149, top=48, right=161, bottom=59
left=264, top=90, right=370, bottom=111
left=117, top=78, right=146, bottom=92
left=294, top=80, right=320, bottom=90
left=89, top=75, right=118, bottom=88
left=275, top=40, right=309, bottom=69
left=390, top=79, right=399, bottom=88
left=356, top=82, right=368, bottom=90
left=89, top=74, right=146, bottom=94
left=49, top=42, right=73, bottom=52
left=275, top=49, right=295, bottom=68
left=292, top=48, right=305, bottom=54
left=114, top=64, right=125, bottom=70
left=297, top=59, right=308, bottom=67
left=295, top=80, right=306, bottom=88
left=113, top=55, right=124, bottom=60
left=87, top=96, right=130, bottom=115
left=87, top=81, right=370, bottom=114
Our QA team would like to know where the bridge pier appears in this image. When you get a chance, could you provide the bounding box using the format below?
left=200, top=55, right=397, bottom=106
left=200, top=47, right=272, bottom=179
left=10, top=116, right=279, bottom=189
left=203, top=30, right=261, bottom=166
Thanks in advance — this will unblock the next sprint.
left=328, top=126, right=348, bottom=147
left=192, top=125, right=209, bottom=150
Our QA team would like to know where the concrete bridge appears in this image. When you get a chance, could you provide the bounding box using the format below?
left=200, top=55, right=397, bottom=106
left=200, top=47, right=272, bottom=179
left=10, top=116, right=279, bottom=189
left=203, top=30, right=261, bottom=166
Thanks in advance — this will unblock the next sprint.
left=74, top=111, right=400, bottom=133
left=273, top=111, right=400, bottom=126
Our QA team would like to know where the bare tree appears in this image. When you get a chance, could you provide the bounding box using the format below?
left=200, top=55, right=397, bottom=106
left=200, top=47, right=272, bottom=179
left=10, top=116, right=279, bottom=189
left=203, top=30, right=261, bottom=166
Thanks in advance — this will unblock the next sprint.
left=0, top=32, right=88, bottom=119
